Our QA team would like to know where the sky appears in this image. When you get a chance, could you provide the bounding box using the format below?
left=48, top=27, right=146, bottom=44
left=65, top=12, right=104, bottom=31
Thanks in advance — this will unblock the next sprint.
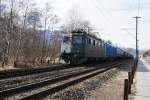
left=37, top=0, right=150, bottom=50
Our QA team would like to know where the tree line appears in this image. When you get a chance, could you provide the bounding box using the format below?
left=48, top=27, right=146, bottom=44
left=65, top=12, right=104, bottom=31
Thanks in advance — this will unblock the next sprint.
left=0, top=0, right=62, bottom=68
left=0, top=0, right=93, bottom=68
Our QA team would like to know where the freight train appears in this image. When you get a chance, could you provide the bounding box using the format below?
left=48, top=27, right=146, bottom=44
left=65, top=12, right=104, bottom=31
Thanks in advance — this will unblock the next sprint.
left=61, top=30, right=133, bottom=64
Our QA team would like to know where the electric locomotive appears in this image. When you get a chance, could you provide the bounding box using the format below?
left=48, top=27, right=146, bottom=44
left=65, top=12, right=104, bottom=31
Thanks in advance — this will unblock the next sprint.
left=61, top=29, right=133, bottom=64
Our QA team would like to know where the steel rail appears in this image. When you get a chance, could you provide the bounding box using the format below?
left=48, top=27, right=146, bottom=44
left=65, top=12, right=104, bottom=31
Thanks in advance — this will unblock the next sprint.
left=0, top=64, right=79, bottom=79
left=20, top=63, right=122, bottom=100
left=0, top=63, right=114, bottom=97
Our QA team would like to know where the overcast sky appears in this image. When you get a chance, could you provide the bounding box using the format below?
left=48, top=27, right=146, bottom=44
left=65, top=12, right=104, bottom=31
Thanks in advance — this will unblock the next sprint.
left=37, top=0, right=150, bottom=50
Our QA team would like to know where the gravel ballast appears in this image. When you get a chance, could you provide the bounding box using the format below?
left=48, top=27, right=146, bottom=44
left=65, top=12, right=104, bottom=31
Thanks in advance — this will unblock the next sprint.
left=45, top=61, right=131, bottom=100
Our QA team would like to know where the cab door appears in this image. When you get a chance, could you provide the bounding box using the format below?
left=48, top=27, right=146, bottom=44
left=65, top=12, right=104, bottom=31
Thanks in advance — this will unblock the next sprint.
left=61, top=36, right=72, bottom=53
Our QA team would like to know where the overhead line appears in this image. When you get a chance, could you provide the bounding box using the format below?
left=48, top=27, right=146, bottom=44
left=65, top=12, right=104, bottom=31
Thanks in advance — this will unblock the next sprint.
left=121, top=29, right=136, bottom=38
left=89, top=0, right=137, bottom=39
left=89, top=0, right=112, bottom=27
left=138, top=0, right=141, bottom=16
left=93, top=0, right=119, bottom=27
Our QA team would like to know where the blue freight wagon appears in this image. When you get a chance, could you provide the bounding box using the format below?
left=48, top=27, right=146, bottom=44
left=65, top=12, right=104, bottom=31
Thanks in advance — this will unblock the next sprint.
left=105, top=43, right=117, bottom=59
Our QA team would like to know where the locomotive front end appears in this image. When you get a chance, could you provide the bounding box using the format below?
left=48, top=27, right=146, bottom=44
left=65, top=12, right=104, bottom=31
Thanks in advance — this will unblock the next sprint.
left=61, top=34, right=72, bottom=63
left=61, top=31, right=85, bottom=64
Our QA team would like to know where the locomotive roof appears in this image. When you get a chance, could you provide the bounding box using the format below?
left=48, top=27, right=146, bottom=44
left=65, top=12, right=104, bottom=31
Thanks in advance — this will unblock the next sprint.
left=71, top=32, right=102, bottom=41
left=71, top=29, right=87, bottom=33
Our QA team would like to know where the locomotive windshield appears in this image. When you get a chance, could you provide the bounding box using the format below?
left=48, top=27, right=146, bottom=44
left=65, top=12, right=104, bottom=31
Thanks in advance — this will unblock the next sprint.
left=72, top=36, right=82, bottom=44
left=63, top=36, right=71, bottom=43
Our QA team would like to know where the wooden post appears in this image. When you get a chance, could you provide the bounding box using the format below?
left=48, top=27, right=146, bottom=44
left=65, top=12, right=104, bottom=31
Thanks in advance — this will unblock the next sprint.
left=128, top=72, right=131, bottom=94
left=124, top=79, right=129, bottom=100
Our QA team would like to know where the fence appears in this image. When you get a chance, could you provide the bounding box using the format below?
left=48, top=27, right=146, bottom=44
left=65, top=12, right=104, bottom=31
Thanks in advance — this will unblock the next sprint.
left=123, top=58, right=138, bottom=100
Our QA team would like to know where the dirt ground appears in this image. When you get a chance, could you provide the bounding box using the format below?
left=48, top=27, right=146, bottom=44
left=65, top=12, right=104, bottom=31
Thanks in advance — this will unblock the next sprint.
left=86, top=69, right=128, bottom=100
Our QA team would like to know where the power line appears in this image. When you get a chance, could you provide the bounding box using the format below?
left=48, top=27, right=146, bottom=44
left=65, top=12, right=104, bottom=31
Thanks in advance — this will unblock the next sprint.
left=89, top=0, right=136, bottom=38
left=89, top=0, right=142, bottom=56
left=89, top=0, right=112, bottom=27
left=0, top=0, right=1, bottom=17
left=93, top=0, right=123, bottom=28
left=138, top=0, right=141, bottom=16
left=121, top=28, right=136, bottom=38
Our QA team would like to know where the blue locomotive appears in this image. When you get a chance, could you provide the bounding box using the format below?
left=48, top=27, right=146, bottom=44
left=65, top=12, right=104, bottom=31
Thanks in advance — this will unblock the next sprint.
left=61, top=30, right=133, bottom=64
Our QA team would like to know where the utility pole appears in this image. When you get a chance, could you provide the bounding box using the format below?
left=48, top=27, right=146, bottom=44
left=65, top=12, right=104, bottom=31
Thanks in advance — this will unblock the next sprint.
left=133, top=16, right=141, bottom=59
left=0, top=0, right=1, bottom=17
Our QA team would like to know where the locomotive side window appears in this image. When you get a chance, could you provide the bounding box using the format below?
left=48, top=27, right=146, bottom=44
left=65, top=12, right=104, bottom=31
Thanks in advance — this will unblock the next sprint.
left=103, top=42, right=105, bottom=48
left=104, top=43, right=106, bottom=48
left=72, top=36, right=82, bottom=44
left=85, top=38, right=89, bottom=44
left=63, top=36, right=71, bottom=43
left=88, top=38, right=91, bottom=44
left=100, top=41, right=102, bottom=47
left=93, top=40, right=96, bottom=46
left=101, top=42, right=103, bottom=48
left=96, top=41, right=99, bottom=46
left=104, top=43, right=106, bottom=49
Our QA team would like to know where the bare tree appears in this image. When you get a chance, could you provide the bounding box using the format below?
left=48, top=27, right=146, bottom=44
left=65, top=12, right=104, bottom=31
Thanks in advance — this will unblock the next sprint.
left=40, top=2, right=53, bottom=63
left=62, top=8, right=93, bottom=34
left=0, top=0, right=60, bottom=68
left=1, top=0, right=15, bottom=66
left=15, top=0, right=34, bottom=65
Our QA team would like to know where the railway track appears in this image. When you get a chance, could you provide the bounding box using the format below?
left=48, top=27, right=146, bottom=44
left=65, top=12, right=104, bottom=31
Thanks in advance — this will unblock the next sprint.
left=0, top=63, right=108, bottom=91
left=0, top=64, right=84, bottom=80
left=0, top=62, right=123, bottom=100
left=0, top=66, right=88, bottom=91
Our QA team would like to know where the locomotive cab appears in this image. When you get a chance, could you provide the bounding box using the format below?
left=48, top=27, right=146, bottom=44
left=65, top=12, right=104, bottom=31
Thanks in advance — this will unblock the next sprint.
left=72, top=34, right=84, bottom=53
left=61, top=34, right=72, bottom=63
left=61, top=35, right=72, bottom=53
left=61, top=31, right=86, bottom=64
